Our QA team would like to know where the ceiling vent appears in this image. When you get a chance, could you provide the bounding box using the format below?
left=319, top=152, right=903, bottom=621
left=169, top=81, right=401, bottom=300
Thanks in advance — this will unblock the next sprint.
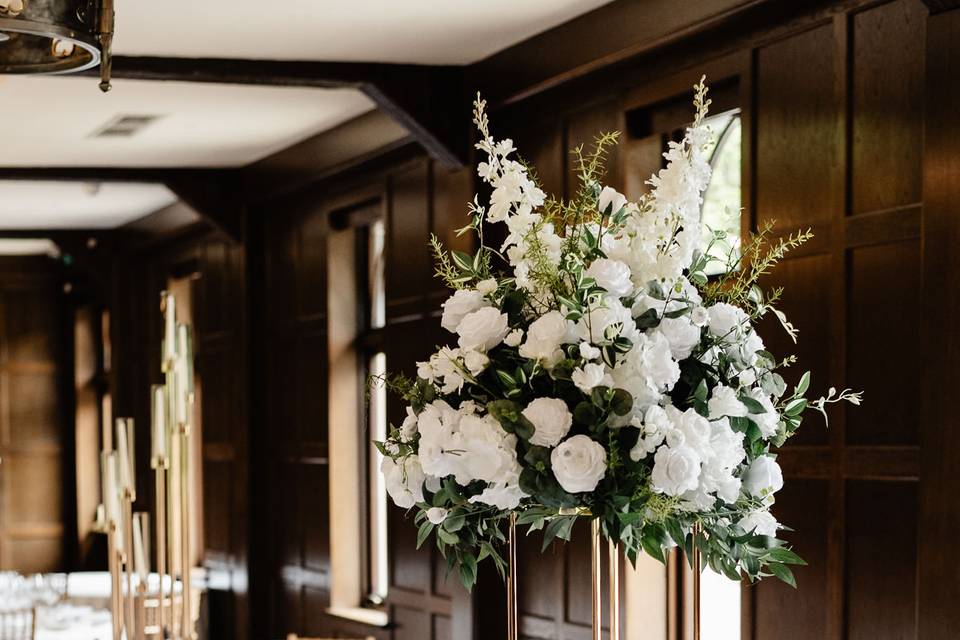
left=92, top=114, right=161, bottom=138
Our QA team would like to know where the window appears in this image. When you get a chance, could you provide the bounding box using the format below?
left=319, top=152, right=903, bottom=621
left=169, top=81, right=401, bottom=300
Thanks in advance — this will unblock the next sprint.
left=698, top=110, right=743, bottom=276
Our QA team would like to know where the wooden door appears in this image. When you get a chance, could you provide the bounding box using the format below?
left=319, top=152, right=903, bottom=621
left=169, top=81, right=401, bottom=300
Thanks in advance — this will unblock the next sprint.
left=0, top=256, right=67, bottom=573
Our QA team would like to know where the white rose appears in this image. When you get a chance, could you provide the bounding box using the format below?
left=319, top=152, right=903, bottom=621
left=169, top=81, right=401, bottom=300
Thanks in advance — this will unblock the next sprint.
left=457, top=307, right=510, bottom=352
left=551, top=435, right=607, bottom=493
left=426, top=507, right=448, bottom=525
left=381, top=455, right=426, bottom=509
left=476, top=278, right=498, bottom=295
left=598, top=185, right=628, bottom=215
left=441, top=289, right=488, bottom=333
left=585, top=258, right=634, bottom=298
left=651, top=444, right=701, bottom=496
left=708, top=385, right=748, bottom=419
left=743, top=456, right=784, bottom=503
left=523, top=398, right=573, bottom=447
left=707, top=302, right=749, bottom=340
left=655, top=315, right=701, bottom=360
left=738, top=509, right=780, bottom=537
left=504, top=328, right=524, bottom=347
left=520, top=311, right=574, bottom=364
left=463, top=349, right=490, bottom=375
left=571, top=362, right=613, bottom=394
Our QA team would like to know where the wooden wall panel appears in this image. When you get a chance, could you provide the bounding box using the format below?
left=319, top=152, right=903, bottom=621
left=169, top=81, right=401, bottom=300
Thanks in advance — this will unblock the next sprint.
left=850, top=0, right=925, bottom=215
left=756, top=24, right=838, bottom=233
left=845, top=480, right=918, bottom=640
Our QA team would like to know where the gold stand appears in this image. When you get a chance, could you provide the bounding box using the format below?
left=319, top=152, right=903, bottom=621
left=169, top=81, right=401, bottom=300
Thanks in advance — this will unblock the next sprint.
left=591, top=519, right=602, bottom=640
left=506, top=513, right=518, bottom=640
left=692, top=524, right=702, bottom=640
left=153, top=459, right=168, bottom=638
left=608, top=540, right=620, bottom=640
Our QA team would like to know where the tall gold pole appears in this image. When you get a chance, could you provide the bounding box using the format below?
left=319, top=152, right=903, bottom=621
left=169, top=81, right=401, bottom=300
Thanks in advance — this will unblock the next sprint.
left=591, top=519, right=602, bottom=640
left=692, top=523, right=702, bottom=640
left=153, top=461, right=167, bottom=638
left=122, top=491, right=136, bottom=637
left=107, top=521, right=122, bottom=640
left=608, top=540, right=620, bottom=640
left=180, top=424, right=195, bottom=639
left=506, top=513, right=518, bottom=640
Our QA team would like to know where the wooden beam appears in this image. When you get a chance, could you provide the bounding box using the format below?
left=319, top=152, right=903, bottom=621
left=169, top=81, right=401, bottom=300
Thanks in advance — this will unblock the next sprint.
left=80, top=55, right=468, bottom=168
left=921, top=0, right=960, bottom=14
left=163, top=170, right=246, bottom=243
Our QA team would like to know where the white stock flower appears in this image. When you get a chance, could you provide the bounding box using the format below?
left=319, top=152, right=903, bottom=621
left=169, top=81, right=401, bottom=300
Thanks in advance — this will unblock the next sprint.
left=426, top=507, right=448, bottom=525
left=706, top=302, right=749, bottom=341
left=743, top=456, right=784, bottom=504
left=520, top=311, right=573, bottom=365
left=551, top=435, right=607, bottom=493
left=708, top=385, right=748, bottom=419
left=571, top=362, right=613, bottom=394
left=399, top=406, right=418, bottom=441
left=523, top=398, right=573, bottom=447
left=739, top=509, right=780, bottom=537
left=578, top=341, right=601, bottom=360
left=504, top=328, right=524, bottom=347
left=585, top=258, right=634, bottom=298
left=476, top=278, right=498, bottom=295
left=456, top=307, right=510, bottom=352
left=651, top=444, right=701, bottom=496
left=381, top=455, right=426, bottom=509
left=745, top=388, right=779, bottom=438
left=441, top=289, right=487, bottom=332
left=463, top=349, right=490, bottom=376
left=598, top=186, right=627, bottom=215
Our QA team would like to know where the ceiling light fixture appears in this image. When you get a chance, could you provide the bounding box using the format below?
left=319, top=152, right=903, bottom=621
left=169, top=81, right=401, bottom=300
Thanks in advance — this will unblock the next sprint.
left=0, top=0, right=114, bottom=91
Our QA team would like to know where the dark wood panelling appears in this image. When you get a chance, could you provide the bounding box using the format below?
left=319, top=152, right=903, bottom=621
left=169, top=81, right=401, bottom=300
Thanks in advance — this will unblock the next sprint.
left=845, top=480, right=918, bottom=640
left=850, top=0, right=925, bottom=215
left=755, top=24, right=838, bottom=231
left=919, top=7, right=960, bottom=638
left=847, top=240, right=921, bottom=445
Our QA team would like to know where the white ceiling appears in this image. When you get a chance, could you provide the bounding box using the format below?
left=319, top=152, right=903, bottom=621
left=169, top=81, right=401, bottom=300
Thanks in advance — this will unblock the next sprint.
left=0, top=76, right=375, bottom=167
left=113, top=0, right=615, bottom=65
left=0, top=181, right=177, bottom=228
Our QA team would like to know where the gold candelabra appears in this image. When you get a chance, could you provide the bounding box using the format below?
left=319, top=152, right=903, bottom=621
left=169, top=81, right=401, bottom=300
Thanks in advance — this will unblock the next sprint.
left=97, top=291, right=199, bottom=640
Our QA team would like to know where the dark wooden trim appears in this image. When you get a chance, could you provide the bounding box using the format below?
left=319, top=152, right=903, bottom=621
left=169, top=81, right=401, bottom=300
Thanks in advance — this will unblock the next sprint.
left=163, top=170, right=246, bottom=243
left=79, top=55, right=468, bottom=168
left=921, top=0, right=960, bottom=14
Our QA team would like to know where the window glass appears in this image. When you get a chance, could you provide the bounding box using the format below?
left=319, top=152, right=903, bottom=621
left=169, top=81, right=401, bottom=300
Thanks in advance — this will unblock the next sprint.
left=699, top=111, right=742, bottom=275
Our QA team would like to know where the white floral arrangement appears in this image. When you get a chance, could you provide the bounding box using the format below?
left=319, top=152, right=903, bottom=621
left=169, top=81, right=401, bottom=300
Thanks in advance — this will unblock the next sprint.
left=375, top=79, right=861, bottom=590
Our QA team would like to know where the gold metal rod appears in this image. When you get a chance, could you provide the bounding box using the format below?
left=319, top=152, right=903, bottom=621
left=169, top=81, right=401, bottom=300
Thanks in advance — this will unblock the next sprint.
left=506, top=513, right=518, bottom=640
left=591, top=519, right=602, bottom=640
left=107, top=522, right=121, bottom=640
left=154, top=463, right=167, bottom=638
left=180, top=425, right=195, bottom=639
left=692, top=523, right=702, bottom=640
left=608, top=540, right=620, bottom=640
left=123, top=493, right=136, bottom=638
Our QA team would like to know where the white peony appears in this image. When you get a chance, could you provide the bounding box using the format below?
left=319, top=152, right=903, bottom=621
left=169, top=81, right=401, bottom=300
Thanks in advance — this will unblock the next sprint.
left=738, top=509, right=780, bottom=537
left=456, top=307, right=510, bottom=352
left=742, top=456, right=783, bottom=504
left=598, top=185, right=628, bottom=215
left=670, top=406, right=712, bottom=462
left=426, top=507, right=448, bottom=524
left=651, top=444, right=701, bottom=496
left=381, top=455, right=426, bottom=509
left=551, top=435, right=607, bottom=493
left=708, top=385, right=748, bottom=419
left=571, top=362, right=613, bottom=394
left=441, top=289, right=487, bottom=332
left=520, top=311, right=574, bottom=364
left=523, top=398, right=573, bottom=447
left=455, top=414, right=520, bottom=484
left=585, top=258, right=634, bottom=298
